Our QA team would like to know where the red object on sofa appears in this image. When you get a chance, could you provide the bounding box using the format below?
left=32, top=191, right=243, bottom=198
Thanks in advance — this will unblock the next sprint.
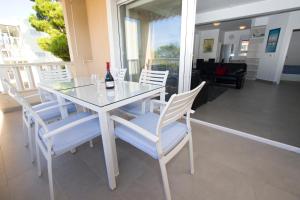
left=215, top=65, right=227, bottom=76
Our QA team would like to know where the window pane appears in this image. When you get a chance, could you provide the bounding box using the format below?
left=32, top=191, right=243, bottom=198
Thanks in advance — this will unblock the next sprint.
left=119, top=0, right=182, bottom=97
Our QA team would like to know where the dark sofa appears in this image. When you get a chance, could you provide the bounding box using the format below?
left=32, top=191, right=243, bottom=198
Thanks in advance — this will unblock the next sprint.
left=195, top=60, right=247, bottom=89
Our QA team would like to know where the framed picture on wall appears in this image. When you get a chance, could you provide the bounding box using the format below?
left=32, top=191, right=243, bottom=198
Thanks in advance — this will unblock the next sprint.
left=265, top=28, right=281, bottom=53
left=203, top=39, right=214, bottom=53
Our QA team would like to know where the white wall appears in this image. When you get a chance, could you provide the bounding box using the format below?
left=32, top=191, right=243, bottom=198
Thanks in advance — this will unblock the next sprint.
left=85, top=0, right=111, bottom=76
left=194, top=29, right=220, bottom=61
left=257, top=13, right=289, bottom=81
left=223, top=29, right=250, bottom=61
left=257, top=11, right=300, bottom=83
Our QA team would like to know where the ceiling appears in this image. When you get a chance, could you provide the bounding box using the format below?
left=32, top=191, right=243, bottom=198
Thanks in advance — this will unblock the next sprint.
left=196, top=0, right=265, bottom=13
left=195, top=18, right=252, bottom=32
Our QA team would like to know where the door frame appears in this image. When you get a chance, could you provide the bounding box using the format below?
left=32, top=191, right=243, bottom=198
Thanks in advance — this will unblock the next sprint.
left=105, top=0, right=197, bottom=93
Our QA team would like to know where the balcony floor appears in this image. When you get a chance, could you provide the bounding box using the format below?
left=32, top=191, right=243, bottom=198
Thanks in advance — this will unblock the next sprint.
left=0, top=110, right=300, bottom=200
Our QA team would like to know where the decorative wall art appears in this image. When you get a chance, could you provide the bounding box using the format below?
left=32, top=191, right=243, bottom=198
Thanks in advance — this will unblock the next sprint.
left=203, top=39, right=214, bottom=53
left=266, top=28, right=281, bottom=53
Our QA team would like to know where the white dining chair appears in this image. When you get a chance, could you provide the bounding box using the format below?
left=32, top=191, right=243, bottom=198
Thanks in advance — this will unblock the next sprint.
left=111, top=82, right=205, bottom=200
left=118, top=68, right=127, bottom=81
left=2, top=78, right=76, bottom=162
left=20, top=98, right=102, bottom=200
left=38, top=66, right=72, bottom=101
left=120, top=69, right=169, bottom=116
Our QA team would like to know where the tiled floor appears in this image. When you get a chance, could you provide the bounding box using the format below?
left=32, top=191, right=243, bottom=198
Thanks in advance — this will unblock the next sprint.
left=192, top=80, right=300, bottom=147
left=0, top=110, right=300, bottom=200
left=0, top=91, right=40, bottom=113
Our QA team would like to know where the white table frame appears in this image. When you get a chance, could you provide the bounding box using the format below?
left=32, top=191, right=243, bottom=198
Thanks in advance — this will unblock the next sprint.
left=38, top=83, right=165, bottom=189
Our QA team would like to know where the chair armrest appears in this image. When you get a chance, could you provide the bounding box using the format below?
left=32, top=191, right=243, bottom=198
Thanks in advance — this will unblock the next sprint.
left=44, top=114, right=98, bottom=139
left=32, top=100, right=58, bottom=109
left=24, top=93, right=40, bottom=99
left=111, top=115, right=159, bottom=143
left=36, top=102, right=73, bottom=114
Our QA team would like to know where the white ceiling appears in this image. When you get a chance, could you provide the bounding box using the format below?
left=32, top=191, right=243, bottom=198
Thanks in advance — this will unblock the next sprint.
left=196, top=0, right=265, bottom=13
left=195, top=18, right=252, bottom=32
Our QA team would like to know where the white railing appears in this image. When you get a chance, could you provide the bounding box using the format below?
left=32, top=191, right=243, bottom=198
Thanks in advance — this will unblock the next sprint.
left=147, top=58, right=179, bottom=66
left=0, top=62, right=72, bottom=93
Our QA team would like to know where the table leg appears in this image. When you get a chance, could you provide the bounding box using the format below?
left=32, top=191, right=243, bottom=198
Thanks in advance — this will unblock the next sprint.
left=57, top=95, right=68, bottom=119
left=109, top=116, right=119, bottom=176
left=99, top=111, right=118, bottom=190
left=160, top=88, right=166, bottom=112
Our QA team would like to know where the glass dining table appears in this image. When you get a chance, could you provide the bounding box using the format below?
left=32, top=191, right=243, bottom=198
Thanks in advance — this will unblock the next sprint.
left=38, top=78, right=165, bottom=190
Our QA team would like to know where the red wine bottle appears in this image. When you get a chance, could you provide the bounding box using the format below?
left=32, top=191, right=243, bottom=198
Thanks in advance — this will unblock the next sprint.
left=105, top=62, right=115, bottom=89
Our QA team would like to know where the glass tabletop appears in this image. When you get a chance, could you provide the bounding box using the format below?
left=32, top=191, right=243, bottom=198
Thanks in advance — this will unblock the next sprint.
left=57, top=81, right=163, bottom=107
left=38, top=77, right=94, bottom=91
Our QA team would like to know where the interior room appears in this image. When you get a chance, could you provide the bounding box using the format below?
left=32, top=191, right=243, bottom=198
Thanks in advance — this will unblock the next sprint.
left=191, top=11, right=300, bottom=147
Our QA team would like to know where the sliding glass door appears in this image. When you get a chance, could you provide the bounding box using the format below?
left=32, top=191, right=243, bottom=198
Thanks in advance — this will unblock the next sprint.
left=118, top=0, right=183, bottom=97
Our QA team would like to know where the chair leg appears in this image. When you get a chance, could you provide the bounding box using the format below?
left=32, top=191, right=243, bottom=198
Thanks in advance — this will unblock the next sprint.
left=70, top=148, right=77, bottom=154
left=22, top=120, right=28, bottom=148
left=36, top=142, right=42, bottom=176
left=34, top=123, right=41, bottom=176
left=188, top=134, right=195, bottom=175
left=89, top=140, right=94, bottom=148
left=159, top=159, right=172, bottom=200
left=47, top=156, right=55, bottom=200
left=27, top=125, right=34, bottom=163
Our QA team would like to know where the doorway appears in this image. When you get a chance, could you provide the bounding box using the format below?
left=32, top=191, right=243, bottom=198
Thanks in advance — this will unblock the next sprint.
left=281, top=30, right=300, bottom=82
left=116, top=0, right=196, bottom=97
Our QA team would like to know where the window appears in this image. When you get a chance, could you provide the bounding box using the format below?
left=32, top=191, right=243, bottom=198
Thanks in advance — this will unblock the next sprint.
left=239, top=40, right=249, bottom=56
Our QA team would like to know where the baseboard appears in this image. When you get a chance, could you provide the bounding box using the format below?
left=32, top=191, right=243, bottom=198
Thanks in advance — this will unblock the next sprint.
left=281, top=74, right=300, bottom=82
left=190, top=118, right=300, bottom=154
left=255, top=79, right=277, bottom=84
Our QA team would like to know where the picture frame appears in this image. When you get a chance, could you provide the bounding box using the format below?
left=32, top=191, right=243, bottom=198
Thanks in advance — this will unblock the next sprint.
left=265, top=28, right=281, bottom=53
left=203, top=38, right=214, bottom=53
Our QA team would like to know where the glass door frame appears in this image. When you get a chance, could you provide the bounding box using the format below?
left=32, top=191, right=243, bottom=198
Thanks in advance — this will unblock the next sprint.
left=106, top=0, right=197, bottom=93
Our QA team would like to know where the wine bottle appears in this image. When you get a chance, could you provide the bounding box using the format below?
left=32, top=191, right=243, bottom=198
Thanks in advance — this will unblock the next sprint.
left=105, top=62, right=115, bottom=89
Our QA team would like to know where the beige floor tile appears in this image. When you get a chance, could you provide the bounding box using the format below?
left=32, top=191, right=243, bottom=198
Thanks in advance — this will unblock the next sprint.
left=0, top=110, right=300, bottom=200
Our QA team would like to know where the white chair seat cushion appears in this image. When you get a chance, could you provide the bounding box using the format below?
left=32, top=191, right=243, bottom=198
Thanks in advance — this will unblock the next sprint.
left=37, top=103, right=76, bottom=122
left=120, top=100, right=150, bottom=116
left=25, top=103, right=76, bottom=124
left=32, top=101, right=58, bottom=111
left=115, top=112, right=187, bottom=159
left=39, top=112, right=101, bottom=155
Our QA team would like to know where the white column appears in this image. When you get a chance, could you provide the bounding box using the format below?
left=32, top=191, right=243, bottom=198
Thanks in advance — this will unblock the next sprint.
left=12, top=67, right=23, bottom=91
left=25, top=66, right=35, bottom=89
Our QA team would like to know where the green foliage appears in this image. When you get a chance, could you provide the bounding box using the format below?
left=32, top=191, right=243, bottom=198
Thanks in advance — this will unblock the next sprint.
left=154, top=44, right=180, bottom=58
left=29, top=0, right=70, bottom=61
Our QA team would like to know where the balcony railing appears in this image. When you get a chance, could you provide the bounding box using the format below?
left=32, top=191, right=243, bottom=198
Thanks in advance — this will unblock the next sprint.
left=0, top=62, right=72, bottom=93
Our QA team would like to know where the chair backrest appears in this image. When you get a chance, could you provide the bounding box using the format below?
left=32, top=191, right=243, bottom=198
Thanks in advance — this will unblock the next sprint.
left=157, top=81, right=205, bottom=130
left=2, top=78, right=18, bottom=97
left=139, top=69, right=169, bottom=86
left=39, top=65, right=72, bottom=83
left=16, top=92, right=49, bottom=132
left=118, top=68, right=127, bottom=81
left=2, top=78, right=48, bottom=133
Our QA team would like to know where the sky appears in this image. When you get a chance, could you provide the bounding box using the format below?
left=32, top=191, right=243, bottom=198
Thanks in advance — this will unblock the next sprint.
left=0, top=0, right=35, bottom=25
left=152, top=16, right=181, bottom=50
